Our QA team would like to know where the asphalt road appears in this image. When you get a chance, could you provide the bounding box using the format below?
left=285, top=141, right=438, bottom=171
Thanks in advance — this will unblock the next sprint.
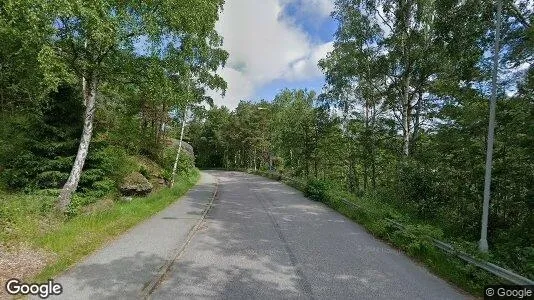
left=46, top=172, right=217, bottom=300
left=151, top=171, right=468, bottom=299
left=48, top=171, right=469, bottom=299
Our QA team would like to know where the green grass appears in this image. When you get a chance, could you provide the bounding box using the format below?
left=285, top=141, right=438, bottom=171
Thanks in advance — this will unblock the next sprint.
left=0, top=170, right=199, bottom=282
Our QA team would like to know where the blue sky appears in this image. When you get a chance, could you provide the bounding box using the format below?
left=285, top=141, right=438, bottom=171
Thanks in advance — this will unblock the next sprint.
left=208, top=0, right=338, bottom=109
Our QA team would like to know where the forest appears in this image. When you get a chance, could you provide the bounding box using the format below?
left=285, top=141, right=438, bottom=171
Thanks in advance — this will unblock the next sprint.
left=0, top=0, right=532, bottom=294
left=0, top=0, right=226, bottom=284
left=186, top=0, right=533, bottom=285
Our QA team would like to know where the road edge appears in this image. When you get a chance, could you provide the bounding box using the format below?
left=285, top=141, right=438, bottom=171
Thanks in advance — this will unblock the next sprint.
left=141, top=173, right=219, bottom=299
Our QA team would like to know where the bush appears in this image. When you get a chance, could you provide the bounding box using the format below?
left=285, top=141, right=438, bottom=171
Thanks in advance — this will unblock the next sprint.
left=36, top=171, right=68, bottom=189
left=139, top=165, right=149, bottom=178
left=0, top=85, right=83, bottom=191
left=389, top=224, right=444, bottom=257
left=1, top=151, right=44, bottom=190
left=65, top=194, right=99, bottom=217
left=391, top=160, right=442, bottom=219
left=305, top=178, right=332, bottom=202
left=161, top=147, right=196, bottom=181
left=90, top=179, right=116, bottom=197
left=79, top=145, right=136, bottom=195
left=86, top=145, right=135, bottom=181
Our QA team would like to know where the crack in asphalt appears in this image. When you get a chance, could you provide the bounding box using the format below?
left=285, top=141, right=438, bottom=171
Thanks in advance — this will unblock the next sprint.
left=142, top=178, right=219, bottom=299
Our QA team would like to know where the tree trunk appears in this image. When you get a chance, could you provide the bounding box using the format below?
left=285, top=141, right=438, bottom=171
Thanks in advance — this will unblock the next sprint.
left=412, top=91, right=422, bottom=155
left=402, top=74, right=412, bottom=157
left=314, top=158, right=318, bottom=178
left=253, top=148, right=257, bottom=171
left=402, top=0, right=412, bottom=157
left=57, top=75, right=98, bottom=211
left=171, top=109, right=187, bottom=187
left=364, top=98, right=369, bottom=191
left=371, top=99, right=377, bottom=189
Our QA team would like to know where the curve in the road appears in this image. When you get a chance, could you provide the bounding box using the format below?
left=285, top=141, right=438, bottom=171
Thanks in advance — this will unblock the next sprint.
left=151, top=171, right=470, bottom=300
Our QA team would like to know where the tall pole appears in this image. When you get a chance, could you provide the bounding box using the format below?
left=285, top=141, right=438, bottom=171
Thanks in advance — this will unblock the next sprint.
left=479, top=0, right=502, bottom=253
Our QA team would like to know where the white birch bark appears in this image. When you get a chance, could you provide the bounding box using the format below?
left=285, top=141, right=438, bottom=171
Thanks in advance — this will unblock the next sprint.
left=58, top=75, right=97, bottom=211
left=171, top=109, right=187, bottom=187
left=402, top=73, right=411, bottom=157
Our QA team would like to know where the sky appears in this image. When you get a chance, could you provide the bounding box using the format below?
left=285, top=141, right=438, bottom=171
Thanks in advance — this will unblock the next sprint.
left=208, top=0, right=338, bottom=109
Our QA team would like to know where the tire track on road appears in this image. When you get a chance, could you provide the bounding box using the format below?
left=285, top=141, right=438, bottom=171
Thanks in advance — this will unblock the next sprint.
left=246, top=176, right=316, bottom=300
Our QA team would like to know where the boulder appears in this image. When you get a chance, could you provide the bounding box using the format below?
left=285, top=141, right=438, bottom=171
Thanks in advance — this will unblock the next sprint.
left=120, top=172, right=153, bottom=196
left=169, top=139, right=195, bottom=157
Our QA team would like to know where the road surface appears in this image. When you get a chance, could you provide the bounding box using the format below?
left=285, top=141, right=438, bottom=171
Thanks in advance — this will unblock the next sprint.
left=50, top=171, right=469, bottom=299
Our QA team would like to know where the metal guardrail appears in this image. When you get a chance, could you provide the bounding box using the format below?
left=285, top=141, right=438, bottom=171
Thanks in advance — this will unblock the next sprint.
left=338, top=198, right=534, bottom=286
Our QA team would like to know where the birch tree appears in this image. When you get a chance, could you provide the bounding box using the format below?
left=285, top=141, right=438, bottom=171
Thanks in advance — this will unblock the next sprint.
left=3, top=0, right=227, bottom=210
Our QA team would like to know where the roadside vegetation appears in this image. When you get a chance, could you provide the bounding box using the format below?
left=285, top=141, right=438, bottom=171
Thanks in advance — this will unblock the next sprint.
left=250, top=169, right=499, bottom=294
left=187, top=86, right=533, bottom=294
left=186, top=0, right=533, bottom=296
left=0, top=0, right=225, bottom=291
left=0, top=0, right=532, bottom=297
left=0, top=169, right=198, bottom=284
left=34, top=169, right=198, bottom=282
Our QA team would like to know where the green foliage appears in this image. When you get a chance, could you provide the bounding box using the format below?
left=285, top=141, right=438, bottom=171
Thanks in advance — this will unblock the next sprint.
left=0, top=170, right=199, bottom=282
left=161, top=147, right=196, bottom=181
left=389, top=160, right=442, bottom=219
left=81, top=145, right=136, bottom=195
left=1, top=0, right=227, bottom=209
left=188, top=106, right=232, bottom=168
left=0, top=85, right=82, bottom=190
left=390, top=224, right=444, bottom=257
left=36, top=171, right=69, bottom=189
left=305, top=178, right=333, bottom=202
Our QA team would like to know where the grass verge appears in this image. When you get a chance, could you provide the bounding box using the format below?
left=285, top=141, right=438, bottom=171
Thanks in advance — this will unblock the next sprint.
left=0, top=169, right=199, bottom=284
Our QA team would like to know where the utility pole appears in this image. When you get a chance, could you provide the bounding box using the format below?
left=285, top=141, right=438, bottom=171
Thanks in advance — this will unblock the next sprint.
left=479, top=0, right=502, bottom=253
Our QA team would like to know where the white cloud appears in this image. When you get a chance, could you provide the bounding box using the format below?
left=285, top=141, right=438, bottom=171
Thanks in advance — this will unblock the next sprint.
left=284, top=41, right=334, bottom=81
left=208, top=0, right=335, bottom=109
left=207, top=67, right=254, bottom=110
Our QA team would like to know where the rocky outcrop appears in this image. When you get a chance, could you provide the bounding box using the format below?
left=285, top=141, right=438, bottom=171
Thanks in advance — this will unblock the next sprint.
left=169, top=139, right=194, bottom=157
left=120, top=172, right=153, bottom=196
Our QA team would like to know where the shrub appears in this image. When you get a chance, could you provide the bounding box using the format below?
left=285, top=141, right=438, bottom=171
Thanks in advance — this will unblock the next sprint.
left=305, top=178, right=332, bottom=202
left=392, top=160, right=442, bottom=219
left=90, top=179, right=116, bottom=197
left=161, top=147, right=196, bottom=181
left=65, top=194, right=99, bottom=217
left=86, top=145, right=134, bottom=182
left=389, top=224, right=443, bottom=257
left=1, top=151, right=44, bottom=189
left=36, top=171, right=69, bottom=189
left=139, top=165, right=149, bottom=178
